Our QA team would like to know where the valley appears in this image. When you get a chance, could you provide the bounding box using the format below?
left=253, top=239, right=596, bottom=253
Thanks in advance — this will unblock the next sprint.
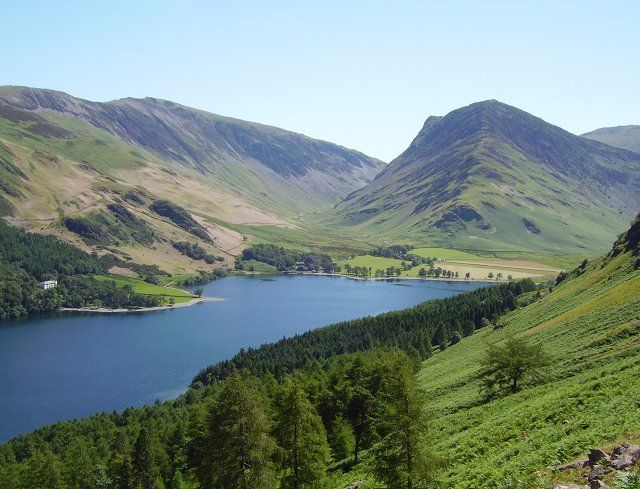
left=2, top=88, right=638, bottom=284
left=3, top=1, right=640, bottom=487
left=3, top=214, right=639, bottom=488
left=0, top=274, right=484, bottom=443
left=1, top=87, right=640, bottom=489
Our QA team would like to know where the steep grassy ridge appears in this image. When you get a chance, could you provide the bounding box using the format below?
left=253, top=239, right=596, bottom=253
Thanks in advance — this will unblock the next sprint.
left=0, top=88, right=383, bottom=273
left=325, top=101, right=640, bottom=254
left=411, top=217, right=640, bottom=487
left=0, top=86, right=384, bottom=214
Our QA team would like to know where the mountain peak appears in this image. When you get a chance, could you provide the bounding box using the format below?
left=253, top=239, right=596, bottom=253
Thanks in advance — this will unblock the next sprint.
left=328, top=101, right=640, bottom=253
left=468, top=98, right=505, bottom=108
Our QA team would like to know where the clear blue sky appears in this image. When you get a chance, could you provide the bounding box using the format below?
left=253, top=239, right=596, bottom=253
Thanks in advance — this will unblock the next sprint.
left=2, top=1, right=638, bottom=161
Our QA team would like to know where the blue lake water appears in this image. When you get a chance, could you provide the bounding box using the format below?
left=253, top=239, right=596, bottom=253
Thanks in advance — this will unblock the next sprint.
left=0, top=275, right=488, bottom=442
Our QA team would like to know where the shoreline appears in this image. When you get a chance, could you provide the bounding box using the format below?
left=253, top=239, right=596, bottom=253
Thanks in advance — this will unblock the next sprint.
left=59, top=296, right=224, bottom=314
left=284, top=271, right=503, bottom=283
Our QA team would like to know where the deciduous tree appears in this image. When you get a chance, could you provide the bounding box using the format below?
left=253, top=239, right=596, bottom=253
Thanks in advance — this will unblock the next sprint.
left=478, top=336, right=551, bottom=398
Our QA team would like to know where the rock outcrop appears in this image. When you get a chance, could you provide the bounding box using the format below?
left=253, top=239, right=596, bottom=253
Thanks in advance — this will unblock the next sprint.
left=553, top=443, right=640, bottom=489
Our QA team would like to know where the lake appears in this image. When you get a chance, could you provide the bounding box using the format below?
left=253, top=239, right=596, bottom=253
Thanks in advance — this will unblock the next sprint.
left=0, top=275, right=489, bottom=442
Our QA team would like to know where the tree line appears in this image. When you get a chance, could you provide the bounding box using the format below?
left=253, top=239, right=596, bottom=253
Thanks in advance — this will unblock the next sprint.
left=172, top=242, right=224, bottom=264
left=370, top=245, right=435, bottom=267
left=0, top=349, right=438, bottom=489
left=239, top=244, right=337, bottom=273
left=0, top=221, right=212, bottom=318
left=149, top=200, right=213, bottom=243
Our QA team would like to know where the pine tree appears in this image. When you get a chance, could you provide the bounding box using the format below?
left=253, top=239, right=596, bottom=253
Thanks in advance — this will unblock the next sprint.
left=274, top=380, right=330, bottom=488
left=371, top=351, right=440, bottom=489
left=134, top=428, right=155, bottom=489
left=64, top=437, right=94, bottom=489
left=23, top=448, right=64, bottom=489
left=170, top=470, right=186, bottom=489
left=109, top=430, right=134, bottom=489
left=195, top=371, right=276, bottom=489
left=328, top=416, right=355, bottom=461
left=343, top=357, right=375, bottom=463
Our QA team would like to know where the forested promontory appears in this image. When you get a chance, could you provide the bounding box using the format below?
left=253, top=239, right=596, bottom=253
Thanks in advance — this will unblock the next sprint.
left=0, top=221, right=169, bottom=318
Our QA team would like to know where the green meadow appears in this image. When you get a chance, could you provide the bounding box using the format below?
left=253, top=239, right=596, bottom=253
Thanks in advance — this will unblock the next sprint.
left=239, top=259, right=279, bottom=273
left=337, top=254, right=403, bottom=270
left=94, top=275, right=196, bottom=303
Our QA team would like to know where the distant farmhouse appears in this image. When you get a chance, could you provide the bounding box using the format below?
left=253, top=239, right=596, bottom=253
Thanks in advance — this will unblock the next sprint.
left=39, top=280, right=57, bottom=290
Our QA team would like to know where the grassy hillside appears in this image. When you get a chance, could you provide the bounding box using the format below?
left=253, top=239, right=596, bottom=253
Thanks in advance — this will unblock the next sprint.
left=323, top=101, right=640, bottom=254
left=0, top=87, right=385, bottom=276
left=0, top=86, right=385, bottom=214
left=408, top=219, right=640, bottom=487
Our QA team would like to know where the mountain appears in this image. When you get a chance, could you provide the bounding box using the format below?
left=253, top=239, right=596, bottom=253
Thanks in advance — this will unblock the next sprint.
left=0, top=86, right=384, bottom=212
left=582, top=125, right=640, bottom=153
left=0, top=86, right=383, bottom=272
left=324, top=100, right=640, bottom=253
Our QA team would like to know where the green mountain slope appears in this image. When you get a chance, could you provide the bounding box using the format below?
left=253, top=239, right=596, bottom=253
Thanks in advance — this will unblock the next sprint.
left=0, top=87, right=383, bottom=273
left=0, top=86, right=384, bottom=213
left=583, top=125, right=640, bottom=153
left=324, top=101, right=640, bottom=254
left=416, top=213, right=640, bottom=487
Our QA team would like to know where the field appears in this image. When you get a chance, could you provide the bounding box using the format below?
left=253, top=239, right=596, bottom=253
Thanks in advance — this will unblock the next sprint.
left=240, top=259, right=279, bottom=273
left=401, top=263, right=551, bottom=280
left=339, top=248, right=562, bottom=281
left=204, top=216, right=373, bottom=259
left=337, top=254, right=403, bottom=270
left=94, top=275, right=196, bottom=303
left=479, top=251, right=591, bottom=270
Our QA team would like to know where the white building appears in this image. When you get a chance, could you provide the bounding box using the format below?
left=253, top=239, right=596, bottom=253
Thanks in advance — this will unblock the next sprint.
left=39, top=280, right=58, bottom=290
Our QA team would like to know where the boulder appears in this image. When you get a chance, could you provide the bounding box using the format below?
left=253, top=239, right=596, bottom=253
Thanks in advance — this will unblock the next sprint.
left=587, top=464, right=608, bottom=481
left=553, top=485, right=587, bottom=489
left=611, top=444, right=640, bottom=463
left=590, top=481, right=611, bottom=489
left=611, top=452, right=634, bottom=470
left=612, top=444, right=629, bottom=456
left=588, top=448, right=609, bottom=466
